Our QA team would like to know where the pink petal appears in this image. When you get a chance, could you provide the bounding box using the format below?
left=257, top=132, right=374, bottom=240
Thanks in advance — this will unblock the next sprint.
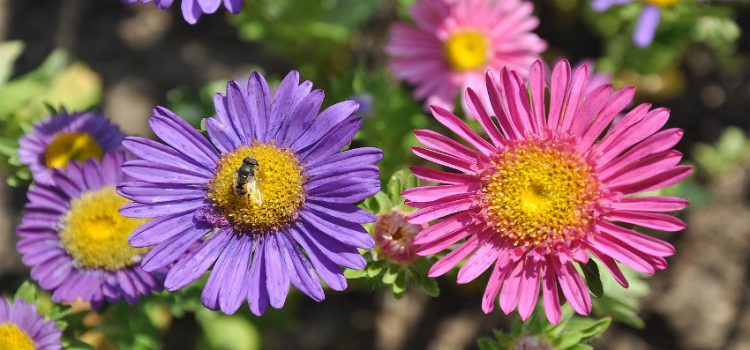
left=410, top=166, right=478, bottom=185
left=554, top=260, right=592, bottom=315
left=607, top=196, right=689, bottom=212
left=603, top=150, right=682, bottom=185
left=414, top=129, right=483, bottom=162
left=547, top=59, right=572, bottom=131
left=413, top=212, right=474, bottom=245
left=578, top=86, right=636, bottom=152
left=558, top=64, right=590, bottom=133
left=416, top=225, right=473, bottom=256
left=596, top=107, right=671, bottom=165
left=428, top=234, right=481, bottom=277
left=430, top=106, right=495, bottom=155
left=527, top=60, right=547, bottom=134
left=517, top=258, right=541, bottom=321
left=482, top=256, right=511, bottom=313
left=569, top=84, right=612, bottom=137
left=590, top=247, right=629, bottom=288
left=604, top=211, right=686, bottom=232
left=486, top=71, right=522, bottom=139
left=588, top=234, right=656, bottom=274
left=402, top=184, right=479, bottom=204
left=465, top=88, right=505, bottom=146
left=597, top=128, right=684, bottom=177
left=457, top=239, right=502, bottom=283
left=412, top=146, right=476, bottom=173
left=407, top=197, right=475, bottom=225
left=598, top=221, right=675, bottom=256
left=610, top=165, right=692, bottom=195
left=542, top=262, right=562, bottom=324
left=499, top=260, right=524, bottom=314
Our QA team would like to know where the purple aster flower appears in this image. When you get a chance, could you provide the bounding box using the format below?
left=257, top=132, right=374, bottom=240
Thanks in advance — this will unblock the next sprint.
left=16, top=151, right=162, bottom=306
left=0, top=297, right=62, bottom=350
left=123, top=0, right=242, bottom=25
left=592, top=0, right=677, bottom=47
left=18, top=111, right=124, bottom=185
left=118, top=70, right=382, bottom=315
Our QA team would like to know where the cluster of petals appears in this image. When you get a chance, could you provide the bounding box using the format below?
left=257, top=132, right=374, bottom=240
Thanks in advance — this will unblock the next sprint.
left=404, top=59, right=691, bottom=323
left=123, top=0, right=241, bottom=24
left=387, top=0, right=546, bottom=114
left=118, top=71, right=382, bottom=315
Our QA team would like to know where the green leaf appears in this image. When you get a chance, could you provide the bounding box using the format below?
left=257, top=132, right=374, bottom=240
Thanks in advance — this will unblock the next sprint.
left=421, top=277, right=440, bottom=297
left=14, top=281, right=37, bottom=303
left=367, top=260, right=387, bottom=277
left=581, top=259, right=604, bottom=298
left=593, top=296, right=644, bottom=329
left=568, top=344, right=594, bottom=350
left=0, top=41, right=24, bottom=84
left=373, top=192, right=392, bottom=214
left=381, top=266, right=399, bottom=284
left=344, top=268, right=367, bottom=279
left=197, top=313, right=261, bottom=350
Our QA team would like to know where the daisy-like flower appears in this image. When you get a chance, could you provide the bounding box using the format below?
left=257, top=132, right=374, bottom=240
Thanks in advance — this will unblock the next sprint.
left=17, top=151, right=161, bottom=306
left=123, top=0, right=242, bottom=25
left=0, top=297, right=62, bottom=350
left=593, top=0, right=678, bottom=47
left=18, top=111, right=124, bottom=185
left=404, top=59, right=691, bottom=323
left=118, top=71, right=382, bottom=315
left=373, top=211, right=423, bottom=265
left=387, top=0, right=546, bottom=114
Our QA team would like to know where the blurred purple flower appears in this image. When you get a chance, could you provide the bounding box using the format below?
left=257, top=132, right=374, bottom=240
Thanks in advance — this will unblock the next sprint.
left=592, top=0, right=677, bottom=47
left=123, top=0, right=242, bottom=25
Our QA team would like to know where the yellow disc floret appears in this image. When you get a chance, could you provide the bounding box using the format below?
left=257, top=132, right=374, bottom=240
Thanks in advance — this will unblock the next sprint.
left=444, top=31, right=490, bottom=72
left=59, top=187, right=148, bottom=271
left=0, top=323, right=36, bottom=350
left=44, top=132, right=103, bottom=169
left=208, top=143, right=305, bottom=233
left=480, top=139, right=600, bottom=248
left=643, top=0, right=679, bottom=7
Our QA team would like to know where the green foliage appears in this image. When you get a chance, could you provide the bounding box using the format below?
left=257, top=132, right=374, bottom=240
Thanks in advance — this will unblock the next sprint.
left=694, top=127, right=750, bottom=177
left=329, top=67, right=427, bottom=179
left=586, top=1, right=739, bottom=75
left=591, top=262, right=650, bottom=329
left=230, top=0, right=385, bottom=81
left=350, top=170, right=439, bottom=298
left=478, top=306, right=611, bottom=350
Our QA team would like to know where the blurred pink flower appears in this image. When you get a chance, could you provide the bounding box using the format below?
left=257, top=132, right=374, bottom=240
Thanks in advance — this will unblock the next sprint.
left=386, top=0, right=546, bottom=116
left=404, top=59, right=691, bottom=324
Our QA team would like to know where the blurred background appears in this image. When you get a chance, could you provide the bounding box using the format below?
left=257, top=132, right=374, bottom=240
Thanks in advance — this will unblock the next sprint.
left=0, top=0, right=749, bottom=349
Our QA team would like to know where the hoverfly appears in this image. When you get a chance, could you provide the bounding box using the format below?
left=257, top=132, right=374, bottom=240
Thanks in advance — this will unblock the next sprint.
left=234, top=157, right=263, bottom=206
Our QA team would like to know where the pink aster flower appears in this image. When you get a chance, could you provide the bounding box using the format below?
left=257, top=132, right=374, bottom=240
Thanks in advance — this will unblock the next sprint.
left=404, top=59, right=691, bottom=324
left=386, top=0, right=546, bottom=114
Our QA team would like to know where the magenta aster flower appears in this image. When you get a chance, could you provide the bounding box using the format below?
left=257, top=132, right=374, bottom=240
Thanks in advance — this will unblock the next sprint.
left=0, top=297, right=62, bottom=350
left=404, top=59, right=691, bottom=323
left=592, top=0, right=678, bottom=47
left=16, top=151, right=162, bottom=306
left=18, top=111, right=124, bottom=185
left=123, top=0, right=242, bottom=25
left=118, top=71, right=382, bottom=315
left=386, top=0, right=546, bottom=114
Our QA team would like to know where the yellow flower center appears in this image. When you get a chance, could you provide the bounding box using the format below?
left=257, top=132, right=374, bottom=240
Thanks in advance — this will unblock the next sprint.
left=207, top=143, right=305, bottom=233
left=643, top=0, right=679, bottom=7
left=0, top=323, right=36, bottom=350
left=44, top=132, right=103, bottom=169
left=480, top=139, right=600, bottom=248
left=444, top=31, right=490, bottom=72
left=59, top=187, right=149, bottom=271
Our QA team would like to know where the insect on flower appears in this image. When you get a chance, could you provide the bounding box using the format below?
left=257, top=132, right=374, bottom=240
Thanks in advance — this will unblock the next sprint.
left=233, top=156, right=263, bottom=206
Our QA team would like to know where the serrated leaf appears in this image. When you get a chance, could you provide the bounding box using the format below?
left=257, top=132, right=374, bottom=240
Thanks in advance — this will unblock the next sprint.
left=420, top=278, right=440, bottom=297
left=382, top=266, right=399, bottom=284
left=367, top=260, right=386, bottom=277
